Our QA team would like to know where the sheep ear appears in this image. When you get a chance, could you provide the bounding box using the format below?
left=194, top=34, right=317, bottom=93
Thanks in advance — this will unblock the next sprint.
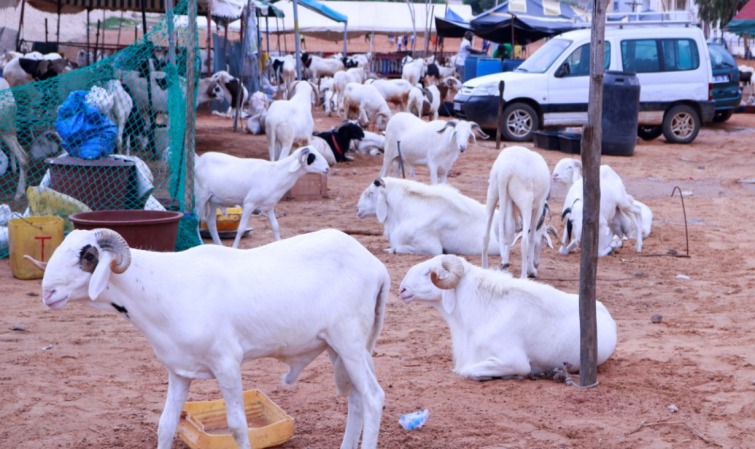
left=376, top=189, right=388, bottom=223
left=88, top=251, right=113, bottom=300
left=441, top=289, right=457, bottom=314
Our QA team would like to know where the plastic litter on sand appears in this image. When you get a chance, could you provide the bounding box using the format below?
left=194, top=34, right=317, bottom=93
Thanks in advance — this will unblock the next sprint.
left=399, top=409, right=429, bottom=431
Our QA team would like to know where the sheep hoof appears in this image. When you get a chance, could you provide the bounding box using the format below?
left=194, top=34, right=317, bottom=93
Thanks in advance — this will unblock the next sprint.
left=499, top=263, right=510, bottom=270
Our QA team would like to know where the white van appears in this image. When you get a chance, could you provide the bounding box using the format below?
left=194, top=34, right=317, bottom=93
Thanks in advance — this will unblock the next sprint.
left=453, top=24, right=715, bottom=144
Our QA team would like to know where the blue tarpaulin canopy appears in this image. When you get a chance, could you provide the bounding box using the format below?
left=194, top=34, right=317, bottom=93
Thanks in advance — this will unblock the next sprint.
left=435, top=7, right=473, bottom=38
left=295, top=0, right=346, bottom=23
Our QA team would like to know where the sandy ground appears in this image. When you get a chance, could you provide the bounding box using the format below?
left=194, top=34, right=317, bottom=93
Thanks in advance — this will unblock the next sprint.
left=2, top=104, right=755, bottom=449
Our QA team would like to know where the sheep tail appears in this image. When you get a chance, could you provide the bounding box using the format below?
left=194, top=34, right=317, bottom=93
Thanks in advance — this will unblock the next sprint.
left=367, top=271, right=390, bottom=353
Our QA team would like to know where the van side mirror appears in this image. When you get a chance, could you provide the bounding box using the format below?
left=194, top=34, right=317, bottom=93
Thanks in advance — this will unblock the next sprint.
left=555, top=63, right=570, bottom=78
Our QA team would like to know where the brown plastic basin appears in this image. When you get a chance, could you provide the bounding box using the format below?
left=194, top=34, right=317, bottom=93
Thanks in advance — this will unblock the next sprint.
left=69, top=210, right=183, bottom=252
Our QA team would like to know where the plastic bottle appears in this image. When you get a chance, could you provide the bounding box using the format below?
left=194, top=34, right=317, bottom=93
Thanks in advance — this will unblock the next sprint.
left=398, top=409, right=429, bottom=431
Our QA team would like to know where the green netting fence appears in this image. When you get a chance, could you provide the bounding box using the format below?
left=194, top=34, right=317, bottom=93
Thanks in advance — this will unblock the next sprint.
left=0, top=0, right=201, bottom=259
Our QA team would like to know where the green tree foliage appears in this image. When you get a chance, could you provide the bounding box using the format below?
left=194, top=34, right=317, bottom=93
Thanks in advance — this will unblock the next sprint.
left=696, top=0, right=749, bottom=28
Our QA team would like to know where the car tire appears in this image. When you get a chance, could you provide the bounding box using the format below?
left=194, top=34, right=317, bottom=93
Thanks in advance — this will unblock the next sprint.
left=637, top=126, right=663, bottom=141
left=713, top=110, right=733, bottom=123
left=662, top=105, right=700, bottom=144
left=500, top=102, right=539, bottom=142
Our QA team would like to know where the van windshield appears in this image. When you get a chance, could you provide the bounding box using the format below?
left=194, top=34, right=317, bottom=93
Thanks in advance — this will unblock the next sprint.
left=515, top=38, right=572, bottom=73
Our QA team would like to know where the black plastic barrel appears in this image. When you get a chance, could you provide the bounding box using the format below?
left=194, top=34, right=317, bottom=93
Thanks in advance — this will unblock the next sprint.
left=602, top=71, right=640, bottom=156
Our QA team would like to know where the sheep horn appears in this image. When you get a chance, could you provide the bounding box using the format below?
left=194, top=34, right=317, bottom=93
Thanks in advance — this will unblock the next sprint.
left=94, top=228, right=131, bottom=274
left=436, top=120, right=458, bottom=134
left=430, top=255, right=464, bottom=290
left=547, top=225, right=559, bottom=239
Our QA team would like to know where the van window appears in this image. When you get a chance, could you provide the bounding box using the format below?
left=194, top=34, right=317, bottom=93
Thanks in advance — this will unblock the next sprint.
left=560, top=43, right=611, bottom=77
left=516, top=38, right=572, bottom=73
left=621, top=38, right=700, bottom=73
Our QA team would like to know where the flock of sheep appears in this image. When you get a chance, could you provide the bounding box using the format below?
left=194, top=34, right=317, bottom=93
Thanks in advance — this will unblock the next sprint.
left=15, top=50, right=656, bottom=449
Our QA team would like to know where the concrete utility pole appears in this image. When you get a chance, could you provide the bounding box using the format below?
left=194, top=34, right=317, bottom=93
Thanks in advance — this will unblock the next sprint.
left=578, top=0, right=608, bottom=388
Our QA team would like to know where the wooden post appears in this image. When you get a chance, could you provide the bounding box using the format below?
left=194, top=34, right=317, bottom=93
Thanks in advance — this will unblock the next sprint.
left=184, top=0, right=198, bottom=212
left=578, top=0, right=608, bottom=389
left=496, top=80, right=504, bottom=149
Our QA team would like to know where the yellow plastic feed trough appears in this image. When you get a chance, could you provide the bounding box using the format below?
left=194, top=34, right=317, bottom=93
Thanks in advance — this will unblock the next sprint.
left=177, top=389, right=294, bottom=449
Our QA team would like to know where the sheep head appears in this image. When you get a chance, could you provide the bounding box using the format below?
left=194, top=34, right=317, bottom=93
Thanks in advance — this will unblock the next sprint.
left=32, top=229, right=132, bottom=309
left=292, top=145, right=329, bottom=175
left=399, top=255, right=465, bottom=313
left=356, top=178, right=386, bottom=220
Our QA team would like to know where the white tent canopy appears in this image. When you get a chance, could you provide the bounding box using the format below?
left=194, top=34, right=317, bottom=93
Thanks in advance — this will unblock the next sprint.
left=212, top=1, right=473, bottom=39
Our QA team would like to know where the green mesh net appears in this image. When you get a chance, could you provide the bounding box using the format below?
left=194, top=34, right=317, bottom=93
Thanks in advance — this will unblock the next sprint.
left=0, top=0, right=201, bottom=258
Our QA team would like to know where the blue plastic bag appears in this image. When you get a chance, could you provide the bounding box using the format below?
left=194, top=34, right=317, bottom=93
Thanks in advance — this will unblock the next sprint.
left=55, top=90, right=118, bottom=160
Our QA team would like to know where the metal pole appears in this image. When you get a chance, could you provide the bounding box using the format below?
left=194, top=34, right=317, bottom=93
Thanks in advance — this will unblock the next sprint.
left=16, top=0, right=26, bottom=51
left=56, top=0, right=61, bottom=47
left=165, top=0, right=177, bottom=66
left=343, top=22, right=347, bottom=56
left=496, top=81, right=504, bottom=149
left=86, top=9, right=91, bottom=65
left=293, top=0, right=302, bottom=79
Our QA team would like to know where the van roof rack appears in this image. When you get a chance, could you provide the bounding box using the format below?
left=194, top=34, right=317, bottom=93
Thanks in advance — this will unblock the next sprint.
left=575, top=11, right=697, bottom=28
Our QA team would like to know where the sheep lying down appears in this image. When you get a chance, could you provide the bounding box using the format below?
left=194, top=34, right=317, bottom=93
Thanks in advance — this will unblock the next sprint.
left=399, top=255, right=617, bottom=380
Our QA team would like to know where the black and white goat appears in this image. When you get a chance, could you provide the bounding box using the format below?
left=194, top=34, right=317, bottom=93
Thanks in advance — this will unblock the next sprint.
left=209, top=70, right=249, bottom=118
left=313, top=121, right=365, bottom=163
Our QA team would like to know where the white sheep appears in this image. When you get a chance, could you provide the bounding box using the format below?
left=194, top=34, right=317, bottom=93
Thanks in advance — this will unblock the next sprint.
left=401, top=57, right=426, bottom=87
left=482, top=146, right=552, bottom=279
left=264, top=80, right=316, bottom=161
left=342, top=82, right=392, bottom=132
left=195, top=145, right=329, bottom=248
left=333, top=67, right=367, bottom=117
left=559, top=166, right=643, bottom=256
left=244, top=91, right=270, bottom=135
left=30, top=227, right=389, bottom=449
left=380, top=113, right=487, bottom=184
left=366, top=78, right=413, bottom=111
left=309, top=135, right=338, bottom=166
left=353, top=130, right=385, bottom=156
left=301, top=53, right=345, bottom=82
left=407, top=84, right=441, bottom=121
left=399, top=254, right=618, bottom=380
left=85, top=80, right=134, bottom=154
left=552, top=158, right=646, bottom=256
left=356, top=177, right=501, bottom=255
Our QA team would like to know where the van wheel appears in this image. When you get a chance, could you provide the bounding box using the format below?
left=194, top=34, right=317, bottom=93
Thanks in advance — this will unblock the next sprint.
left=713, top=110, right=733, bottom=123
left=637, top=126, right=663, bottom=140
left=662, top=105, right=700, bottom=144
left=501, top=102, right=539, bottom=141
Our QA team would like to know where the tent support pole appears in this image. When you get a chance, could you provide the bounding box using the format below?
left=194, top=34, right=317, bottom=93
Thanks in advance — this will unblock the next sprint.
left=183, top=0, right=198, bottom=213
left=293, top=0, right=302, bottom=79
left=16, top=0, right=26, bottom=51
left=86, top=9, right=91, bottom=65
left=56, top=0, right=61, bottom=47
left=206, top=12, right=213, bottom=74
left=343, top=22, right=348, bottom=56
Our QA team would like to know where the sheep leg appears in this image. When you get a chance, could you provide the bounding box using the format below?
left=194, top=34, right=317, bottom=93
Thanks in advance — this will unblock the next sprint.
left=458, top=354, right=531, bottom=381
left=265, top=208, right=282, bottom=241
left=232, top=207, right=256, bottom=248
left=157, top=372, right=191, bottom=449
left=329, top=347, right=384, bottom=449
left=1, top=133, right=28, bottom=200
left=213, top=363, right=252, bottom=449
left=482, top=178, right=499, bottom=269
left=205, top=206, right=224, bottom=246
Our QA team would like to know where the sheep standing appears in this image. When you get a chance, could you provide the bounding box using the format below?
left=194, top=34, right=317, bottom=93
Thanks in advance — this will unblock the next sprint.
left=265, top=80, right=316, bottom=161
left=31, top=227, right=389, bottom=449
left=244, top=91, right=270, bottom=135
left=195, top=145, right=329, bottom=248
left=380, top=113, right=487, bottom=184
left=366, top=78, right=413, bottom=111
left=301, top=53, right=345, bottom=82
left=399, top=255, right=617, bottom=380
left=356, top=177, right=501, bottom=255
left=342, top=82, right=392, bottom=131
left=482, top=146, right=551, bottom=279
